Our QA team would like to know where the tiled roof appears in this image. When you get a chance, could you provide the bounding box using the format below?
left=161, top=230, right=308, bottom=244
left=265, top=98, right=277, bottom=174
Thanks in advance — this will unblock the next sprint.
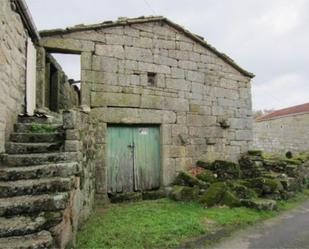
left=39, top=16, right=254, bottom=78
left=255, top=102, right=309, bottom=122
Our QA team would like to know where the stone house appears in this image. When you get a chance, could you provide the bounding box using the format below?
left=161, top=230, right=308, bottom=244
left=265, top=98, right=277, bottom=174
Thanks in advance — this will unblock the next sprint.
left=0, top=1, right=254, bottom=247
left=253, top=102, right=309, bottom=153
left=39, top=16, right=254, bottom=191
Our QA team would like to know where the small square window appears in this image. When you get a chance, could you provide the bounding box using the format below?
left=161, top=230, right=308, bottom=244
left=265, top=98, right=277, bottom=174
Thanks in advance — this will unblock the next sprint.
left=147, top=72, right=157, bottom=86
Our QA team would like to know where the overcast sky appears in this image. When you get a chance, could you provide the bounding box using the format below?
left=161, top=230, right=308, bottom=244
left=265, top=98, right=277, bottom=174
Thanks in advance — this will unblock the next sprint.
left=26, top=0, right=309, bottom=111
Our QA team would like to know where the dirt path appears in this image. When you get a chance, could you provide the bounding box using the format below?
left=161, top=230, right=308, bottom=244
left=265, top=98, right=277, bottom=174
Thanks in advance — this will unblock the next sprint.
left=209, top=200, right=309, bottom=249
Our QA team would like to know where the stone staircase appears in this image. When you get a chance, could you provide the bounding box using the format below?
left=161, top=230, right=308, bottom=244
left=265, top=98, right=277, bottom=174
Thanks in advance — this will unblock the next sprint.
left=0, top=115, right=79, bottom=249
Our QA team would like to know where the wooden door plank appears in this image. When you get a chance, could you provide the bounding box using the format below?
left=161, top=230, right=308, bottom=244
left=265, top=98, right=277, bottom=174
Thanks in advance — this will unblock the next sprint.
left=133, top=127, right=161, bottom=190
left=107, top=126, right=134, bottom=193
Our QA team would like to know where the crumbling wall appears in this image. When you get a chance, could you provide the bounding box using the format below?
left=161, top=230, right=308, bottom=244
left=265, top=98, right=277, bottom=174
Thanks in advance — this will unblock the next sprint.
left=40, top=19, right=253, bottom=187
left=0, top=0, right=28, bottom=152
left=253, top=113, right=309, bottom=153
left=61, top=109, right=104, bottom=246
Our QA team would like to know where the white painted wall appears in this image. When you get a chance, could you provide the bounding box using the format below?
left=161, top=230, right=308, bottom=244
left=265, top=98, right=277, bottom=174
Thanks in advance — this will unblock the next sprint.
left=26, top=38, right=37, bottom=115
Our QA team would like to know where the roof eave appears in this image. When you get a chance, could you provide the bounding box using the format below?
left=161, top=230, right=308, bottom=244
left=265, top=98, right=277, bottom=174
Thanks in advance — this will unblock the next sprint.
left=15, top=0, right=40, bottom=42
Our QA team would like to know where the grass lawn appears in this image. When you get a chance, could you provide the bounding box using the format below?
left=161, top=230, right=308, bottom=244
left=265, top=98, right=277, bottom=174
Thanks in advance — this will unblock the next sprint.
left=76, top=190, right=309, bottom=249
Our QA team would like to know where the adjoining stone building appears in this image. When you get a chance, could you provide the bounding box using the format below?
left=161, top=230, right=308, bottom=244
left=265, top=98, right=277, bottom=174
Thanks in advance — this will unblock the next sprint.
left=253, top=102, right=309, bottom=153
left=0, top=2, right=254, bottom=247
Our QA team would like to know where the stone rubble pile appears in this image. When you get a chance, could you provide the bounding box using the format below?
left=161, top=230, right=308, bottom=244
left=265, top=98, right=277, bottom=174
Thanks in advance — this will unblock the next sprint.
left=169, top=150, right=309, bottom=210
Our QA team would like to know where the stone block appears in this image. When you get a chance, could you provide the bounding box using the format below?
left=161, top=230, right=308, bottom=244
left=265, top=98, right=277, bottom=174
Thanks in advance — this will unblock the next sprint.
left=166, top=78, right=191, bottom=91
left=164, top=97, right=189, bottom=112
left=63, top=110, right=77, bottom=129
left=65, top=140, right=80, bottom=152
left=186, top=71, right=204, bottom=83
left=162, top=157, right=176, bottom=186
left=178, top=60, right=198, bottom=70
left=162, top=111, right=177, bottom=123
left=154, top=55, right=177, bottom=67
left=40, top=38, right=95, bottom=52
left=235, top=130, right=252, bottom=141
left=105, top=34, right=133, bottom=45
left=140, top=95, right=164, bottom=109
left=153, top=39, right=176, bottom=49
left=167, top=145, right=186, bottom=158
left=125, top=46, right=153, bottom=62
left=161, top=124, right=172, bottom=145
left=95, top=44, right=124, bottom=59
left=133, top=37, right=153, bottom=48
left=65, top=129, right=80, bottom=140
left=169, top=50, right=189, bottom=60
left=171, top=67, right=185, bottom=79
left=171, top=125, right=188, bottom=137
left=91, top=92, right=140, bottom=108
left=81, top=52, right=92, bottom=70
left=176, top=41, right=193, bottom=51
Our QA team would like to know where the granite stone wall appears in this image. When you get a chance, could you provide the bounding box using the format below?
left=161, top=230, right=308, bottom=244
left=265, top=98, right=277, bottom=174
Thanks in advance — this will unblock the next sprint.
left=0, top=0, right=28, bottom=152
left=62, top=109, right=102, bottom=246
left=41, top=19, right=253, bottom=187
left=253, top=113, right=309, bottom=153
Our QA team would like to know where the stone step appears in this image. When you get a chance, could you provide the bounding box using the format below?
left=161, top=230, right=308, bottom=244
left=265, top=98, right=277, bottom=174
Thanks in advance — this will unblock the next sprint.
left=14, top=123, right=62, bottom=133
left=6, top=142, right=63, bottom=154
left=0, top=212, right=62, bottom=238
left=10, top=132, right=63, bottom=143
left=0, top=162, right=80, bottom=181
left=18, top=115, right=62, bottom=124
left=0, top=177, right=75, bottom=198
left=0, top=193, right=69, bottom=216
left=5, top=152, right=78, bottom=166
left=0, top=230, right=53, bottom=249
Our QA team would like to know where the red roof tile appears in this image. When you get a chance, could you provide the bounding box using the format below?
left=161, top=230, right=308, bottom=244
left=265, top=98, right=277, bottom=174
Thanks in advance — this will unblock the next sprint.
left=255, top=102, right=309, bottom=122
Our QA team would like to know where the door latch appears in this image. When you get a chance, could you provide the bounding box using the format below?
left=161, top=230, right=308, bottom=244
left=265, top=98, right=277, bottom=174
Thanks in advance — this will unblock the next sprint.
left=128, top=143, right=135, bottom=149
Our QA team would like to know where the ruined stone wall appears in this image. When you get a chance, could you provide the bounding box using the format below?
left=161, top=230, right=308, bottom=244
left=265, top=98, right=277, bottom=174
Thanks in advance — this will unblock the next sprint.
left=0, top=0, right=28, bottom=152
left=253, top=113, right=309, bottom=153
left=41, top=20, right=252, bottom=188
left=62, top=109, right=101, bottom=245
left=47, top=54, right=79, bottom=111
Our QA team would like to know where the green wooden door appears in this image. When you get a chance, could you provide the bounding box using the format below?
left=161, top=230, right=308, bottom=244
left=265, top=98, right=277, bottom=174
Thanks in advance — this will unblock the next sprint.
left=107, top=126, right=160, bottom=193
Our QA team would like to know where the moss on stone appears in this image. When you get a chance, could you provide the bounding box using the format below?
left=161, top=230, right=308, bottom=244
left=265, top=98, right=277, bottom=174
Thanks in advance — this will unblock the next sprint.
left=29, top=123, right=58, bottom=133
left=173, top=171, right=208, bottom=189
left=245, top=177, right=284, bottom=194
left=199, top=182, right=227, bottom=207
left=196, top=160, right=213, bottom=170
left=142, top=189, right=166, bottom=200
left=170, top=185, right=200, bottom=202
left=240, top=198, right=277, bottom=211
left=221, top=191, right=241, bottom=207
left=227, top=181, right=257, bottom=199
left=196, top=169, right=217, bottom=183
left=212, top=160, right=241, bottom=180
left=109, top=192, right=142, bottom=203
left=283, top=158, right=302, bottom=165
left=248, top=150, right=263, bottom=156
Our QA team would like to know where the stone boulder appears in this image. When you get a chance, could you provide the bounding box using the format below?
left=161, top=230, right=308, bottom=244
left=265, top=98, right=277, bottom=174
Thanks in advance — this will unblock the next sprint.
left=241, top=199, right=277, bottom=211
left=243, top=177, right=284, bottom=195
left=196, top=169, right=217, bottom=183
left=173, top=171, right=209, bottom=189
left=169, top=185, right=200, bottom=202
left=199, top=182, right=227, bottom=207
